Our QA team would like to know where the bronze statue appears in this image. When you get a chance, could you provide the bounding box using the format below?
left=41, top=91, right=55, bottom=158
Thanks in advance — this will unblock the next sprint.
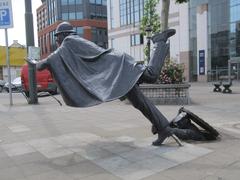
left=28, top=21, right=183, bottom=146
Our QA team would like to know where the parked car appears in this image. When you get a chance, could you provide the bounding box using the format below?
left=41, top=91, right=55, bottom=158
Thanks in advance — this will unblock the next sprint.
left=0, top=80, right=6, bottom=92
left=21, top=64, right=58, bottom=97
left=3, top=77, right=22, bottom=92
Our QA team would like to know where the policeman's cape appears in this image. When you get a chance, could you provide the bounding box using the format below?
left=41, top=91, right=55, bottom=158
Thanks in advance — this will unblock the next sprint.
left=42, top=35, right=145, bottom=107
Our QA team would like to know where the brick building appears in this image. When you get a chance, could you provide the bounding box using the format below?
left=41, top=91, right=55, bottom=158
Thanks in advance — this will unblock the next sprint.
left=37, top=0, right=108, bottom=58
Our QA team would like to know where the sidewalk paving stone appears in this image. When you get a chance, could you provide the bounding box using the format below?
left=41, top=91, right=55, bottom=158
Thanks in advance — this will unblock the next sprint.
left=0, top=83, right=240, bottom=179
left=0, top=132, right=212, bottom=180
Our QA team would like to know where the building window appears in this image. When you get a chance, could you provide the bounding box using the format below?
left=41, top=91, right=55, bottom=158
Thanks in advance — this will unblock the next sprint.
left=61, top=0, right=68, bottom=5
left=90, top=12, right=107, bottom=19
left=130, top=34, right=143, bottom=46
left=96, top=0, right=101, bottom=4
left=120, top=0, right=144, bottom=26
left=109, top=0, right=114, bottom=28
left=76, top=12, right=83, bottom=19
left=90, top=0, right=106, bottom=5
left=69, top=12, right=75, bottom=19
left=49, top=31, right=56, bottom=51
left=76, top=0, right=82, bottom=4
left=91, top=27, right=108, bottom=48
left=62, top=13, right=68, bottom=20
left=76, top=27, right=84, bottom=36
left=69, top=0, right=75, bottom=5
left=120, top=0, right=127, bottom=25
left=61, top=0, right=82, bottom=5
left=102, top=0, right=107, bottom=5
left=62, top=11, right=83, bottom=20
left=230, top=0, right=240, bottom=57
left=89, top=0, right=107, bottom=19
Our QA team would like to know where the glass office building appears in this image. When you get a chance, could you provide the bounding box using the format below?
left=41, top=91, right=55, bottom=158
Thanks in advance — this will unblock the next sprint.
left=189, top=0, right=240, bottom=80
left=37, top=0, right=108, bottom=58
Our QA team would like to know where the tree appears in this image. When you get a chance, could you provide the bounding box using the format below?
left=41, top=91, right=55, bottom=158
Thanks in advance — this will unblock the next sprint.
left=140, top=0, right=161, bottom=61
left=161, top=0, right=188, bottom=31
left=140, top=0, right=161, bottom=36
left=140, top=0, right=188, bottom=83
left=140, top=0, right=189, bottom=60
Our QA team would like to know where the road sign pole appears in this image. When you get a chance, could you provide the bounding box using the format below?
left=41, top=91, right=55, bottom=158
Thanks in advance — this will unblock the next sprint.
left=5, top=28, right=13, bottom=105
left=0, top=0, right=14, bottom=106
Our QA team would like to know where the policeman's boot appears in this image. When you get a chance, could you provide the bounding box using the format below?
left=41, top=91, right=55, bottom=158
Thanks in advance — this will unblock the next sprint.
left=152, top=126, right=183, bottom=146
left=151, top=29, right=176, bottom=43
left=147, top=29, right=176, bottom=80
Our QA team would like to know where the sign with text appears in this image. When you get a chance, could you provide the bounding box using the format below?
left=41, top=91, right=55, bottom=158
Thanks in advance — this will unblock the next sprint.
left=28, top=46, right=41, bottom=60
left=199, top=50, right=205, bottom=75
left=0, top=0, right=13, bottom=29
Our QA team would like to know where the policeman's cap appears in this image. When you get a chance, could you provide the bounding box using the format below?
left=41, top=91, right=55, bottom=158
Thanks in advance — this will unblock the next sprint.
left=54, top=21, right=76, bottom=36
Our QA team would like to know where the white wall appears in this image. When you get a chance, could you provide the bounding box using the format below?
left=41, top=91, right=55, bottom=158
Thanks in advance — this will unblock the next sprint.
left=130, top=45, right=144, bottom=62
left=179, top=3, right=190, bottom=52
left=168, top=1, right=189, bottom=63
left=107, top=0, right=189, bottom=64
left=112, top=36, right=131, bottom=55
left=196, top=4, right=208, bottom=81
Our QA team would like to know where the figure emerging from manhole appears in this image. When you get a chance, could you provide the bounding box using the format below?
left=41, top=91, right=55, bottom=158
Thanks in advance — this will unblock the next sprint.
left=27, top=22, right=219, bottom=146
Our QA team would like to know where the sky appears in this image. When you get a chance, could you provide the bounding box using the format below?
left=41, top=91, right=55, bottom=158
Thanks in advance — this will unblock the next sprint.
left=0, top=0, right=42, bottom=46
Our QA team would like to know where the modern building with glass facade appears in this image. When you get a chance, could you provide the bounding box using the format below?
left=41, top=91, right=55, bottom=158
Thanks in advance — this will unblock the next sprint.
left=37, top=0, right=108, bottom=58
left=189, top=0, right=240, bottom=81
left=107, top=0, right=240, bottom=82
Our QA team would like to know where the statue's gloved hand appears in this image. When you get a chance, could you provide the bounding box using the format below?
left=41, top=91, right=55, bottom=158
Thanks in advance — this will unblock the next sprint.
left=25, top=58, right=38, bottom=64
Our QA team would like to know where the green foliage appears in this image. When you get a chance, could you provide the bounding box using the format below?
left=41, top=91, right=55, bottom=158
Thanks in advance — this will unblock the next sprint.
left=140, top=0, right=188, bottom=35
left=159, top=59, right=185, bottom=84
left=143, top=45, right=150, bottom=61
left=140, top=0, right=161, bottom=61
left=140, top=0, right=161, bottom=36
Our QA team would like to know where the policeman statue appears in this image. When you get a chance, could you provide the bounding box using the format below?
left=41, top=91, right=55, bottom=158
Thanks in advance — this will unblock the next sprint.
left=29, top=21, right=185, bottom=146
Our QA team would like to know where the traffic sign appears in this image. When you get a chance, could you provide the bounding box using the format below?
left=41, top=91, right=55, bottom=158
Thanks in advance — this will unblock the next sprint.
left=0, top=0, right=13, bottom=29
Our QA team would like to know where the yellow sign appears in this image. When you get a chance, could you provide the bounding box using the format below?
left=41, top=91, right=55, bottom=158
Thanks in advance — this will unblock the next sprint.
left=0, top=46, right=27, bottom=66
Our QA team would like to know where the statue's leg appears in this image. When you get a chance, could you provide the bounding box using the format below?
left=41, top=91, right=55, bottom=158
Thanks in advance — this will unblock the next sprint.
left=126, top=85, right=172, bottom=145
left=151, top=29, right=176, bottom=43
left=139, top=29, right=176, bottom=84
left=140, top=43, right=169, bottom=83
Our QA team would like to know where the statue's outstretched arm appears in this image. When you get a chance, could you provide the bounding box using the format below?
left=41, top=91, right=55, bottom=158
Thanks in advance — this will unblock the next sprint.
left=36, top=59, right=48, bottom=71
left=25, top=58, right=48, bottom=71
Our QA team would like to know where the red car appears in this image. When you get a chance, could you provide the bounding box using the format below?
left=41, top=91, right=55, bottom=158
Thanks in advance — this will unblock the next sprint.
left=21, top=64, right=58, bottom=97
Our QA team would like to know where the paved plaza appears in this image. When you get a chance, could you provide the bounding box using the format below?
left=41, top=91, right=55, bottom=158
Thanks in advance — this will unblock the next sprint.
left=0, top=82, right=240, bottom=180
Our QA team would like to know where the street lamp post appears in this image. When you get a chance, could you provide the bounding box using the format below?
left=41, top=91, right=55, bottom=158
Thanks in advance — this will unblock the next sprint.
left=25, top=0, right=38, bottom=104
left=145, top=26, right=152, bottom=62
